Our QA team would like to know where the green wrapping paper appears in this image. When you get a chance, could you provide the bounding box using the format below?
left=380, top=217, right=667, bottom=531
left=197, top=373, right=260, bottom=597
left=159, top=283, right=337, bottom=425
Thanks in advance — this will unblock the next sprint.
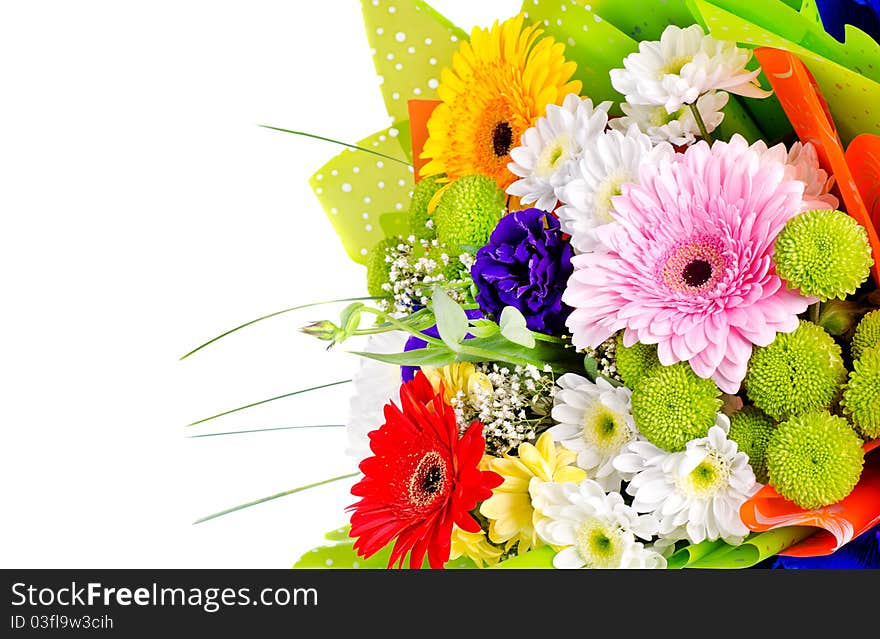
left=666, top=527, right=816, bottom=568
left=686, top=0, right=880, bottom=144
left=294, top=525, right=477, bottom=569
left=360, top=0, right=466, bottom=124
left=489, top=527, right=817, bottom=569
left=309, top=125, right=413, bottom=264
left=519, top=0, right=768, bottom=139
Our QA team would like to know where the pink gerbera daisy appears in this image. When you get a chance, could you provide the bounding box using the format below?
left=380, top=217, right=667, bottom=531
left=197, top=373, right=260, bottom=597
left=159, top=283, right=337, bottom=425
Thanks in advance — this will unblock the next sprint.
left=563, top=135, right=813, bottom=393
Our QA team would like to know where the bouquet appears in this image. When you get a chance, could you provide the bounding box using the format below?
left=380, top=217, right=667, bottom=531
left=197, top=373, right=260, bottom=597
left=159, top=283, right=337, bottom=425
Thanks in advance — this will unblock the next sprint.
left=186, top=0, right=880, bottom=569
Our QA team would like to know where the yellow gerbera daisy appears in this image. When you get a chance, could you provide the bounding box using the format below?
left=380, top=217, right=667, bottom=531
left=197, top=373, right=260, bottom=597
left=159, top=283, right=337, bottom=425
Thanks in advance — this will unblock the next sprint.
left=479, top=431, right=586, bottom=554
left=421, top=362, right=492, bottom=405
left=449, top=526, right=503, bottom=568
left=420, top=14, right=581, bottom=189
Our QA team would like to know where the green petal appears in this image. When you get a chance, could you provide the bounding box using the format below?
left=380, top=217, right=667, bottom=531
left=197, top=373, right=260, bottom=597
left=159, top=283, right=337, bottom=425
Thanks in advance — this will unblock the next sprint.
left=361, top=0, right=466, bottom=123
left=310, top=126, right=414, bottom=264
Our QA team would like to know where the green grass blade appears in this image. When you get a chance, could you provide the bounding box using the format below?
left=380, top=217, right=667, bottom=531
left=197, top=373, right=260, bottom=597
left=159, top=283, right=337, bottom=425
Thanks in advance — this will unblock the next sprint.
left=187, top=424, right=344, bottom=438
left=193, top=472, right=359, bottom=524
left=259, top=125, right=412, bottom=167
left=179, top=296, right=383, bottom=360
left=186, top=380, right=351, bottom=427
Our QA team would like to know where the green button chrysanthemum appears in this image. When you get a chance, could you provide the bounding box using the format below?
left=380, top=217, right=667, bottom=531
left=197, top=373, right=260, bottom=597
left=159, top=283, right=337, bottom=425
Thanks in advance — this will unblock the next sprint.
left=744, top=320, right=847, bottom=421
left=614, top=333, right=659, bottom=390
left=766, top=411, right=864, bottom=509
left=842, top=345, right=880, bottom=440
left=365, top=235, right=401, bottom=297
left=852, top=309, right=880, bottom=361
left=728, top=406, right=777, bottom=483
left=433, top=174, right=506, bottom=252
left=408, top=174, right=444, bottom=241
left=631, top=362, right=721, bottom=452
left=773, top=208, right=873, bottom=301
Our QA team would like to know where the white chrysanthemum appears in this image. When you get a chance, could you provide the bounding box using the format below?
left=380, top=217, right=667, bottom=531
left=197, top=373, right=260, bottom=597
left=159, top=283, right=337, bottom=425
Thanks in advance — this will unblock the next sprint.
left=750, top=138, right=839, bottom=211
left=345, top=330, right=408, bottom=462
left=614, top=415, right=758, bottom=546
left=610, top=91, right=728, bottom=146
left=507, top=95, right=612, bottom=211
left=532, top=478, right=666, bottom=569
left=610, top=24, right=770, bottom=114
left=555, top=126, right=674, bottom=253
left=548, top=373, right=640, bottom=491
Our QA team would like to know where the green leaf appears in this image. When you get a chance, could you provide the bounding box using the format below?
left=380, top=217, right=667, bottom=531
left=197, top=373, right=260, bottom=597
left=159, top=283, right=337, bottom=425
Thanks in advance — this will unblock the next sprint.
left=666, top=526, right=816, bottom=568
left=186, top=424, right=344, bottom=438
left=492, top=545, right=556, bottom=569
left=186, top=380, right=352, bottom=426
left=194, top=473, right=359, bottom=525
left=339, top=303, right=365, bottom=339
left=498, top=306, right=535, bottom=349
left=355, top=330, right=584, bottom=374
left=310, top=125, right=416, bottom=264
left=431, top=288, right=468, bottom=352
left=467, top=318, right=500, bottom=339
left=179, top=296, right=381, bottom=360
left=583, top=354, right=599, bottom=381
left=361, top=0, right=467, bottom=123
left=351, top=346, right=458, bottom=368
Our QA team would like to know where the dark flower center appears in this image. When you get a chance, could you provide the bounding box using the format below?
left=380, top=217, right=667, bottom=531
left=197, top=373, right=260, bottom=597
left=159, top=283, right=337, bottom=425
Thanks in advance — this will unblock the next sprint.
left=492, top=121, right=513, bottom=158
left=682, top=259, right=713, bottom=288
left=659, top=237, right=726, bottom=295
left=408, top=451, right=448, bottom=508
left=421, top=465, right=443, bottom=495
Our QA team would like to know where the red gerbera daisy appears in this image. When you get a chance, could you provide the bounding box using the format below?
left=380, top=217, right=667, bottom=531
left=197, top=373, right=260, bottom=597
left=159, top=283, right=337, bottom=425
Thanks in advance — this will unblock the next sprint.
left=348, top=372, right=502, bottom=569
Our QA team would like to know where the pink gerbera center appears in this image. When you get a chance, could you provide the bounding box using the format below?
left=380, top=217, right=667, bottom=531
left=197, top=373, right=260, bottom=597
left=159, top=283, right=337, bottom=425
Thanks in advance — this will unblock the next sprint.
left=658, top=236, right=727, bottom=295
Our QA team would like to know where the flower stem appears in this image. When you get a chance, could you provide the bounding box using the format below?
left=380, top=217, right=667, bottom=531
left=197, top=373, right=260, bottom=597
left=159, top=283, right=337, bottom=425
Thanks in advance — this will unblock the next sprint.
left=359, top=307, right=446, bottom=347
left=809, top=301, right=822, bottom=325
left=689, top=101, right=713, bottom=143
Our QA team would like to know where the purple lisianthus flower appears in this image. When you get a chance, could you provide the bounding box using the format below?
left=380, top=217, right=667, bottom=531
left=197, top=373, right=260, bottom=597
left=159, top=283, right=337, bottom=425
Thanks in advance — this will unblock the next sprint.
left=400, top=308, right=483, bottom=382
left=471, top=208, right=573, bottom=335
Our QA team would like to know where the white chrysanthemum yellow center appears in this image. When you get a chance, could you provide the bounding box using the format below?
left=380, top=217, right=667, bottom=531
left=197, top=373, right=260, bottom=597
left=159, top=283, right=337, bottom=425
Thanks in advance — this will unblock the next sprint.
left=576, top=518, right=623, bottom=568
left=582, top=403, right=633, bottom=453
left=661, top=56, right=691, bottom=77
left=594, top=170, right=630, bottom=224
left=680, top=452, right=731, bottom=498
left=648, top=105, right=678, bottom=127
left=535, top=135, right=573, bottom=178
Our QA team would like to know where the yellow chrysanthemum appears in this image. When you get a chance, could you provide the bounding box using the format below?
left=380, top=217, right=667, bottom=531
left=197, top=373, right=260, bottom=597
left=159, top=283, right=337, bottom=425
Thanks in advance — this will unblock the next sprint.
left=479, top=431, right=586, bottom=554
left=449, top=526, right=503, bottom=568
left=420, top=14, right=581, bottom=189
left=421, top=362, right=492, bottom=404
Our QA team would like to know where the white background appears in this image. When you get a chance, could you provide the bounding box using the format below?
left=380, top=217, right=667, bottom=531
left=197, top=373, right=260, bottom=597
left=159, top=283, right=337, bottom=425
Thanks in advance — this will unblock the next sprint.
left=0, top=0, right=516, bottom=567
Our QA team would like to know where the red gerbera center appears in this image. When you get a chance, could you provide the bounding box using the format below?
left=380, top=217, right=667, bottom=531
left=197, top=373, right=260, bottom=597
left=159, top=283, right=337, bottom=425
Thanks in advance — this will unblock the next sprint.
left=348, top=372, right=502, bottom=569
